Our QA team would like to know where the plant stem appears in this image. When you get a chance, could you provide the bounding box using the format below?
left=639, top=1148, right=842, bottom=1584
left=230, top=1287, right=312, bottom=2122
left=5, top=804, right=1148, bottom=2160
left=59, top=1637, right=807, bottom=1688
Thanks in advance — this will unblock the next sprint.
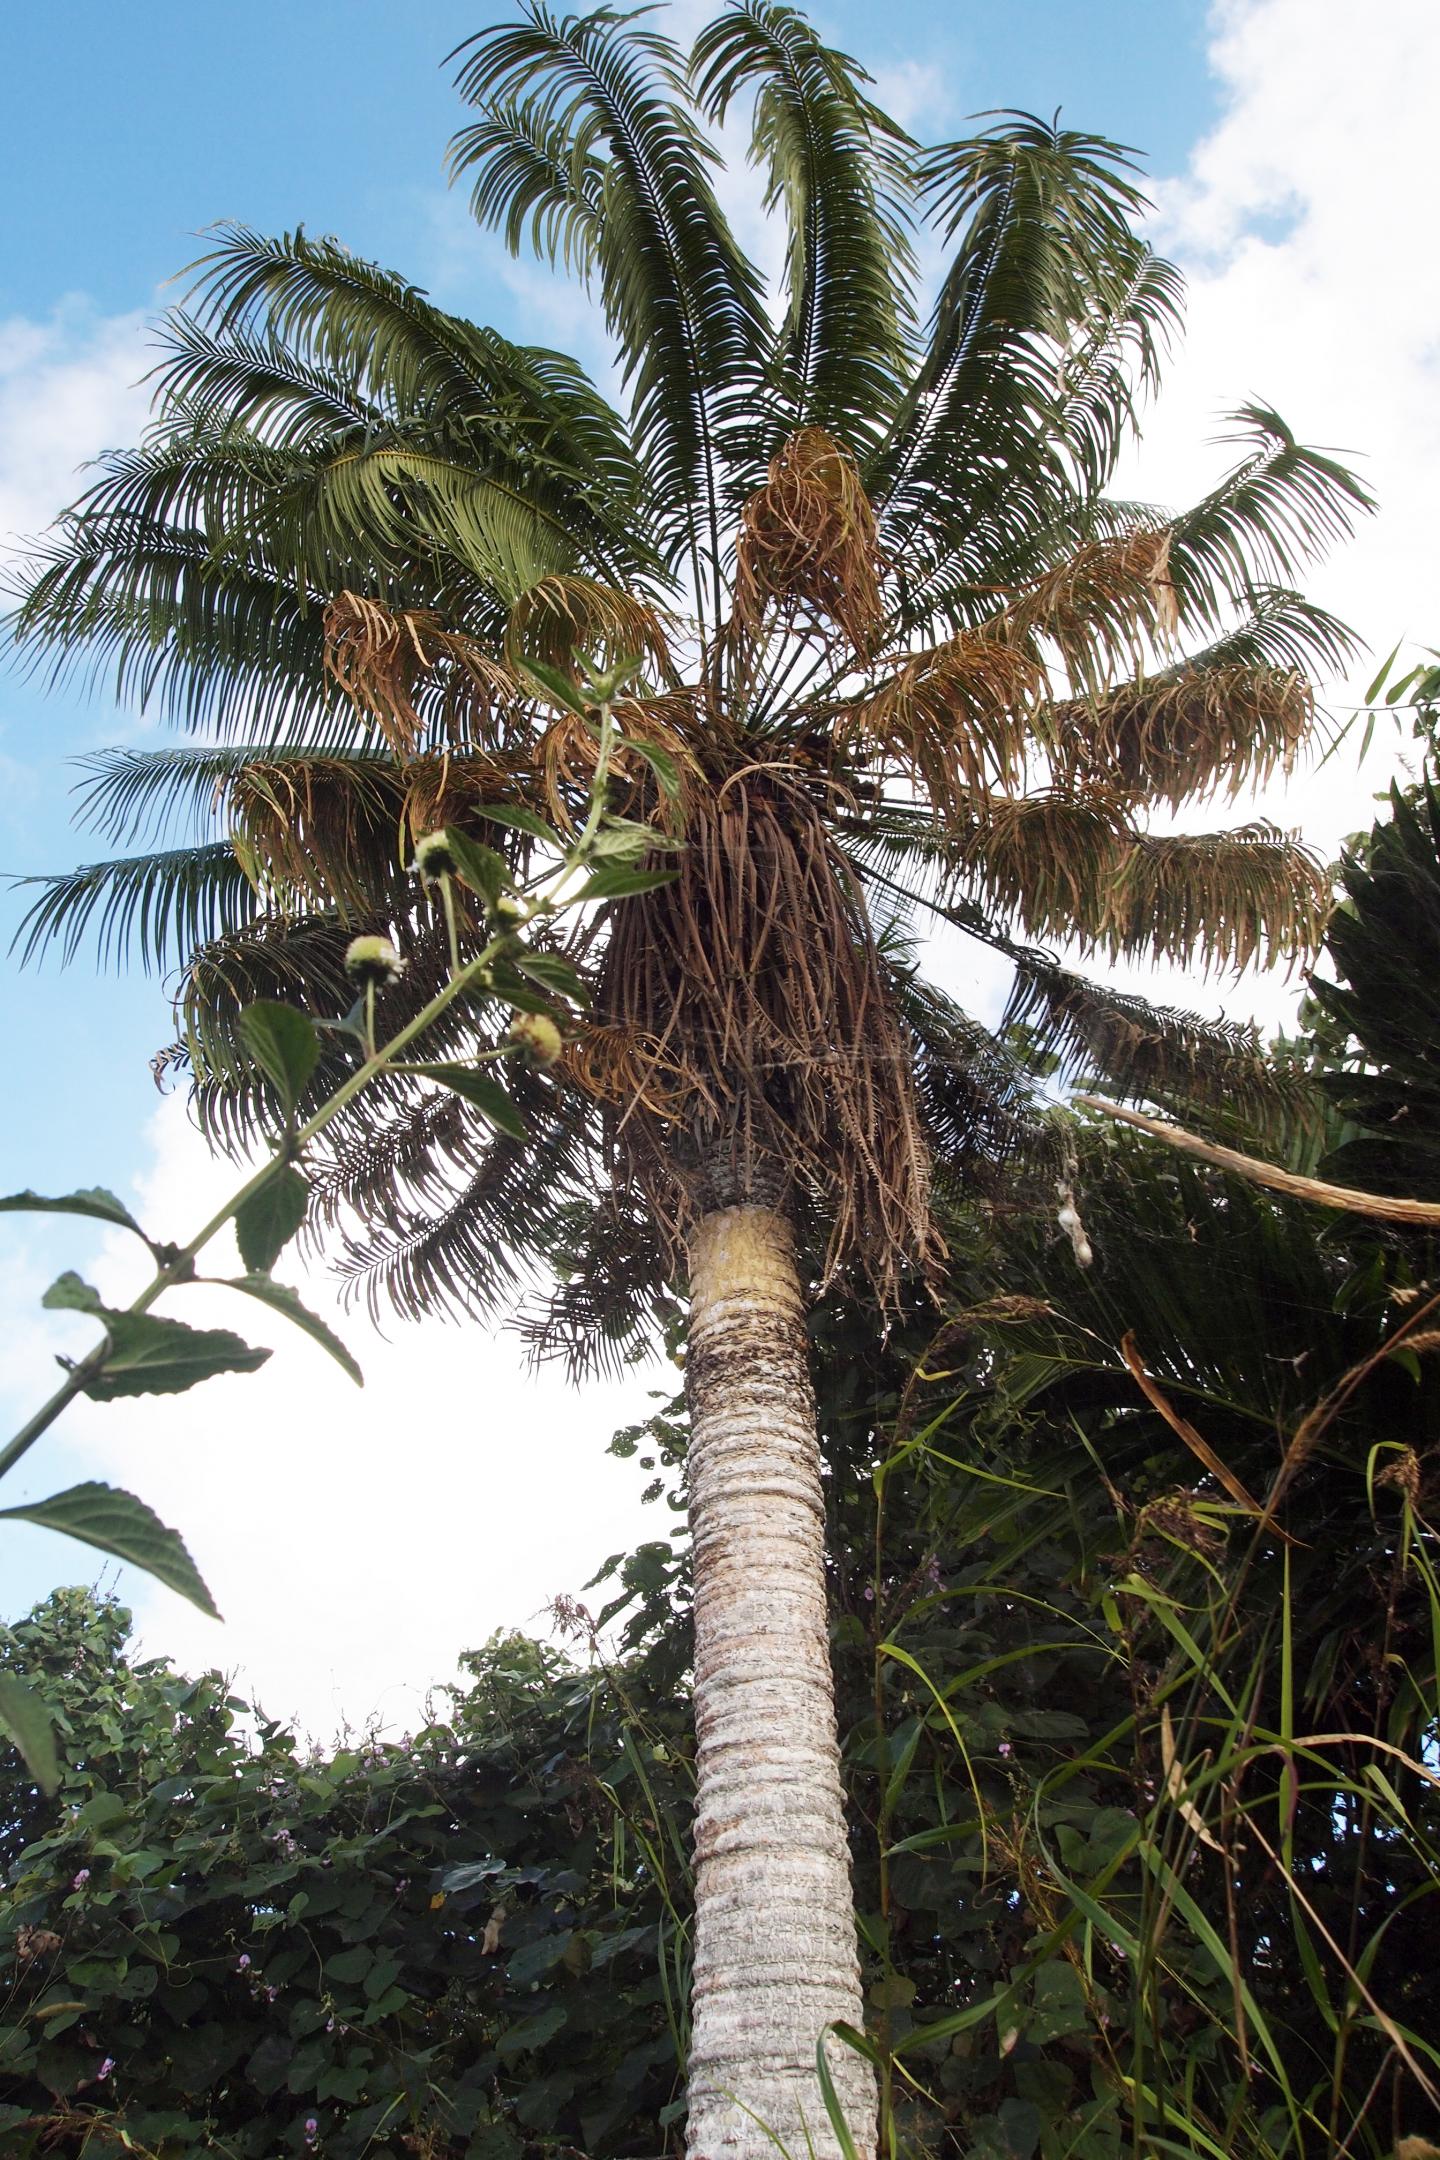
left=0, top=746, right=617, bottom=1482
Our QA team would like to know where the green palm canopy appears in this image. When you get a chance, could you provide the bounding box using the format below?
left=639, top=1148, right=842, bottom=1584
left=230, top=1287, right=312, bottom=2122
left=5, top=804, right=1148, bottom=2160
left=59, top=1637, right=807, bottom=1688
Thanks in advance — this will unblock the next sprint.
left=7, top=1, right=1368, bottom=1362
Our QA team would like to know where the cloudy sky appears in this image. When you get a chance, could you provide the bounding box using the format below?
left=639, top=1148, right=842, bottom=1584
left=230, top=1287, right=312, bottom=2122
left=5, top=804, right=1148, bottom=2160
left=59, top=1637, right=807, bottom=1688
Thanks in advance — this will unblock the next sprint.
left=2, top=0, right=1437, bottom=1740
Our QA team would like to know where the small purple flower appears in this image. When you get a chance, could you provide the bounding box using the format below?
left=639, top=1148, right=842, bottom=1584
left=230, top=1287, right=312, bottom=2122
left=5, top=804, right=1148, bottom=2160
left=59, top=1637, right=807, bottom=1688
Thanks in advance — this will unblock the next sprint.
left=304, top=2117, right=319, bottom=2140
left=997, top=1741, right=1013, bottom=1758
left=71, top=1868, right=90, bottom=1890
left=97, top=2057, right=115, bottom=2081
left=262, top=1983, right=279, bottom=2002
left=235, top=1953, right=251, bottom=1971
left=393, top=1878, right=410, bottom=1897
left=862, top=1585, right=875, bottom=1602
left=325, top=2016, right=335, bottom=2032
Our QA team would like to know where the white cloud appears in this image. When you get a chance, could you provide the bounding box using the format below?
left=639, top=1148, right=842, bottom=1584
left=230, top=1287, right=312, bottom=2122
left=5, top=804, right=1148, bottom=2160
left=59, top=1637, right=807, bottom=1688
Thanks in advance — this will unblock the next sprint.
left=1094, top=0, right=1440, bottom=1036
left=11, top=1096, right=668, bottom=1745
left=0, top=301, right=151, bottom=546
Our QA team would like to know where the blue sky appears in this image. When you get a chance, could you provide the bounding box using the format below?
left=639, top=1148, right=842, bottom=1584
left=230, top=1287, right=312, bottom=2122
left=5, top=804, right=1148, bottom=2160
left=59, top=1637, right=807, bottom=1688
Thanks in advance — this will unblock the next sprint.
left=2, top=0, right=1436, bottom=1733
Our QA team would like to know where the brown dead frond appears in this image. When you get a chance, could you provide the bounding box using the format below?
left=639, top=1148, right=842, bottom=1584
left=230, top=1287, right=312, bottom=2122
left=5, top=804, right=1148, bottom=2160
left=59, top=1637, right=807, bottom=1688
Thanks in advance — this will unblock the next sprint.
left=593, top=767, right=943, bottom=1302
left=733, top=427, right=885, bottom=656
left=537, top=689, right=706, bottom=831
left=225, top=754, right=405, bottom=917
left=839, top=630, right=1044, bottom=814
left=324, top=591, right=522, bottom=754
left=1010, top=527, right=1177, bottom=694
left=956, top=789, right=1133, bottom=936
left=1096, top=822, right=1330, bottom=973
left=1053, top=661, right=1315, bottom=808
left=399, top=747, right=548, bottom=838
left=503, top=574, right=678, bottom=685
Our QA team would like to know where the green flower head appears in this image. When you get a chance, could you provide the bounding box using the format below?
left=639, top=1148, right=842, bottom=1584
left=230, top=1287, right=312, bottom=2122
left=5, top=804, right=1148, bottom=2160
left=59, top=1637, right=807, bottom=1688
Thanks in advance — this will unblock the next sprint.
left=412, top=831, right=457, bottom=887
left=344, top=934, right=404, bottom=988
left=506, top=1011, right=564, bottom=1069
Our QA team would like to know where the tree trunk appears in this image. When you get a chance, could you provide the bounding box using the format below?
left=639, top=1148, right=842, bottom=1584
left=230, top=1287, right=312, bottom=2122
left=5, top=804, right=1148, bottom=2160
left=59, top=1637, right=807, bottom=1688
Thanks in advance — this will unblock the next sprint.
left=683, top=1203, right=876, bottom=2160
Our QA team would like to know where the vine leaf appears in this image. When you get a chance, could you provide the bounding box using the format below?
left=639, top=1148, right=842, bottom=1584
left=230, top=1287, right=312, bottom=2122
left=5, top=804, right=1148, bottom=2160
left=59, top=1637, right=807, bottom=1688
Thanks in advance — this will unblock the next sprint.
left=0, top=1482, right=220, bottom=1618
left=409, top=1066, right=526, bottom=1139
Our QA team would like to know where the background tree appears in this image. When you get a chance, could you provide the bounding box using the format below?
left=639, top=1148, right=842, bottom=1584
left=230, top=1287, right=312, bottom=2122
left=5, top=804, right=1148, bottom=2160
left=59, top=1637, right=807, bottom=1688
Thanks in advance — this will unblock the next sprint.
left=6, top=6, right=1369, bottom=2151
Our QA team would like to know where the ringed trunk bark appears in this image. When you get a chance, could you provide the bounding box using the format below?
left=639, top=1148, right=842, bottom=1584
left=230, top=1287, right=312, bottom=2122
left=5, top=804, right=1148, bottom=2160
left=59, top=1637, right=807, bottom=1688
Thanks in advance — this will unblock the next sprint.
left=683, top=1204, right=877, bottom=2160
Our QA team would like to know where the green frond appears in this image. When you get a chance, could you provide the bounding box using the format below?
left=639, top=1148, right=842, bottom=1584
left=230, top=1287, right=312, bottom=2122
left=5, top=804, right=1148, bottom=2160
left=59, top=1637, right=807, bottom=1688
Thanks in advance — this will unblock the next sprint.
left=1002, top=953, right=1324, bottom=1141
left=9, top=842, right=258, bottom=974
left=1167, top=406, right=1373, bottom=632
left=449, top=3, right=771, bottom=588
left=691, top=0, right=916, bottom=452
left=871, top=114, right=1182, bottom=629
left=1308, top=781, right=1440, bottom=1196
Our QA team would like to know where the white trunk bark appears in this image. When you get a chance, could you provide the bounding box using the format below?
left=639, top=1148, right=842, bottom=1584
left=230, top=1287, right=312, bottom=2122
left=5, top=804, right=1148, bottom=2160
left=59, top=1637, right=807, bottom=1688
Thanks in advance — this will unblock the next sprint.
left=683, top=1204, right=876, bottom=2160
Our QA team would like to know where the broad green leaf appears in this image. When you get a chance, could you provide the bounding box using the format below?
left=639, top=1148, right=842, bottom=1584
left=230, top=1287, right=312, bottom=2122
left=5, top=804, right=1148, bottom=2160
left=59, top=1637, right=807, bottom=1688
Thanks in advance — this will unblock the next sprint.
left=476, top=801, right=560, bottom=846
left=238, top=1002, right=321, bottom=1112
left=234, top=1165, right=309, bottom=1275
left=73, top=1307, right=270, bottom=1400
left=0, top=1187, right=146, bottom=1241
left=517, top=657, right=591, bottom=715
left=408, top=1066, right=526, bottom=1140
left=221, top=1276, right=363, bottom=1387
left=515, top=951, right=590, bottom=1005
left=445, top=829, right=510, bottom=907
left=43, top=1272, right=103, bottom=1313
left=575, top=864, right=680, bottom=901
left=487, top=960, right=560, bottom=1016
left=0, top=1672, right=60, bottom=1795
left=0, top=1482, right=220, bottom=1617
left=589, top=818, right=683, bottom=862
left=625, top=736, right=682, bottom=800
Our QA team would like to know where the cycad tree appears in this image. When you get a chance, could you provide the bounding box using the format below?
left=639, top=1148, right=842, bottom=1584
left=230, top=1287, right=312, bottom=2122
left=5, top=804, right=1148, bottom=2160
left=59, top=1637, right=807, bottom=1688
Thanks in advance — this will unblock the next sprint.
left=6, top=7, right=1367, bottom=2152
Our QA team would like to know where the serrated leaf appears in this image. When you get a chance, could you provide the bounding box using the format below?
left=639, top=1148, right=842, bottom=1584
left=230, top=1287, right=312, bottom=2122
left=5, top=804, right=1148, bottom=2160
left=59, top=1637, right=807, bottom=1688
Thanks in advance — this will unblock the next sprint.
left=221, top=1276, right=363, bottom=1387
left=624, top=736, right=682, bottom=800
left=477, top=801, right=560, bottom=846
left=575, top=864, right=681, bottom=900
left=445, top=830, right=511, bottom=907
left=408, top=1065, right=526, bottom=1140
left=234, top=1166, right=309, bottom=1274
left=0, top=1482, right=220, bottom=1617
left=238, top=1002, right=321, bottom=1112
left=43, top=1272, right=103, bottom=1313
left=0, top=1673, right=60, bottom=1795
left=71, top=1308, right=270, bottom=1400
left=0, top=1187, right=146, bottom=1241
left=515, top=952, right=590, bottom=1006
left=487, top=960, right=561, bottom=1016
left=517, top=657, right=591, bottom=715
